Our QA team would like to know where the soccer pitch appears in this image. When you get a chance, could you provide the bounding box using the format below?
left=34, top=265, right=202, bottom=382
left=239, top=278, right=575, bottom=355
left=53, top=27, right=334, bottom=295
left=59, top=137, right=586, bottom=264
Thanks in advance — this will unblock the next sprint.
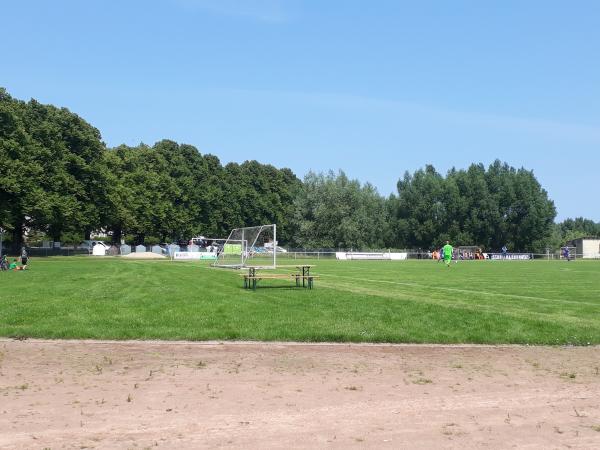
left=1, top=257, right=599, bottom=345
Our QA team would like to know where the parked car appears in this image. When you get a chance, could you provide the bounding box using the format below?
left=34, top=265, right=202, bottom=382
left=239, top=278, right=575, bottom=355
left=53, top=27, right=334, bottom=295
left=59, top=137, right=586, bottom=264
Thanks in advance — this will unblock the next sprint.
left=263, top=242, right=288, bottom=253
left=78, top=240, right=111, bottom=252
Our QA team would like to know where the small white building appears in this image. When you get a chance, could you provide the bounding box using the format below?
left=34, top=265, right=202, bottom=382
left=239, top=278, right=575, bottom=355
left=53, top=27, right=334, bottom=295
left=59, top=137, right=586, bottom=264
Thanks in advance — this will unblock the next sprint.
left=568, top=238, right=600, bottom=259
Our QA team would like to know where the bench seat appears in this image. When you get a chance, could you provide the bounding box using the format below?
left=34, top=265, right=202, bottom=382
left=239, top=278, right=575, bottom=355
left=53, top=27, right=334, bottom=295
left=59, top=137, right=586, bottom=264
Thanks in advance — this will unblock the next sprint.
left=242, top=274, right=320, bottom=290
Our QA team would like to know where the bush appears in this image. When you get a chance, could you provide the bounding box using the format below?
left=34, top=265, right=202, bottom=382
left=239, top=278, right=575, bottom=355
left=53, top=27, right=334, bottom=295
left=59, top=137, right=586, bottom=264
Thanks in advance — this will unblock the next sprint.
left=144, top=236, right=161, bottom=246
left=24, top=230, right=51, bottom=247
left=60, top=231, right=85, bottom=246
left=91, top=235, right=112, bottom=243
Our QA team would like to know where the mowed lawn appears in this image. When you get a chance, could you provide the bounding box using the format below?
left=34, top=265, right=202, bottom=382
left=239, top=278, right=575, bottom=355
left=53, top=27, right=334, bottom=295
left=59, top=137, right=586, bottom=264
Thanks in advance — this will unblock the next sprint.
left=1, top=257, right=599, bottom=344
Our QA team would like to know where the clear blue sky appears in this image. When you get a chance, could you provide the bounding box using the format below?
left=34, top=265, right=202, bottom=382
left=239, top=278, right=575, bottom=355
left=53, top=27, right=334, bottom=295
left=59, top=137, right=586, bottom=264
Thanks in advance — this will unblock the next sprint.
left=2, top=0, right=599, bottom=221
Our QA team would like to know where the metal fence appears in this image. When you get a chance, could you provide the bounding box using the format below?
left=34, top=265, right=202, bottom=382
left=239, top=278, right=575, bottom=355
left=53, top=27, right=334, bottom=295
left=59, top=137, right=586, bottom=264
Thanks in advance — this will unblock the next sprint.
left=18, top=247, right=90, bottom=257
left=280, top=251, right=600, bottom=260
left=14, top=246, right=600, bottom=260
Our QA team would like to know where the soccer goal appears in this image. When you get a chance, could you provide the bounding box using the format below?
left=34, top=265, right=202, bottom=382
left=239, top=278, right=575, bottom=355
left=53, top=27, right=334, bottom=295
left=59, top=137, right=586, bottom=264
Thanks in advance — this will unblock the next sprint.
left=213, top=224, right=278, bottom=268
left=559, top=246, right=577, bottom=260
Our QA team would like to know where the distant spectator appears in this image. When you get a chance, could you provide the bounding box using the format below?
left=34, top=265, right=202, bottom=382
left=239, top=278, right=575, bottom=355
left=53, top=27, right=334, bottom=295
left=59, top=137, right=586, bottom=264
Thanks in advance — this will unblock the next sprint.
left=501, top=245, right=508, bottom=258
left=20, top=247, right=28, bottom=269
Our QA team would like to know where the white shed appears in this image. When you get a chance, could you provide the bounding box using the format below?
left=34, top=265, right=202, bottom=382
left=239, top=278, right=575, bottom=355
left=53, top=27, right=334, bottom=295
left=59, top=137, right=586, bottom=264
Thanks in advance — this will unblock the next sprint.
left=569, top=238, right=600, bottom=259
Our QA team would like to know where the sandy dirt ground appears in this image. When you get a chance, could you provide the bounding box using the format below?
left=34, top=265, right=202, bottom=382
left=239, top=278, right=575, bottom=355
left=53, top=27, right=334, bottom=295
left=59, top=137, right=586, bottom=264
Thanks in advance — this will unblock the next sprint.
left=120, top=252, right=166, bottom=259
left=1, top=339, right=599, bottom=449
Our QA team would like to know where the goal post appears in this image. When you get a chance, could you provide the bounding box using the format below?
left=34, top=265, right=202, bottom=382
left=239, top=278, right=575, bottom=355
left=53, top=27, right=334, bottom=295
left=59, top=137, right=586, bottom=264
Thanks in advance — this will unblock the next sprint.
left=213, top=224, right=278, bottom=268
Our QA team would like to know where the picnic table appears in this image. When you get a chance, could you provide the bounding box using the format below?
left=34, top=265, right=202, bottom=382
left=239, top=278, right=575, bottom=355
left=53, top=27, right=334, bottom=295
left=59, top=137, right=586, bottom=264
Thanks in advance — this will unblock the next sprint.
left=243, top=265, right=318, bottom=290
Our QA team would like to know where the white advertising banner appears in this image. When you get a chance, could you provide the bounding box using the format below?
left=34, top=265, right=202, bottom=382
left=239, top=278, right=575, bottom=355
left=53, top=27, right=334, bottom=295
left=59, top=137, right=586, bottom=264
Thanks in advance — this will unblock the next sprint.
left=488, top=253, right=532, bottom=260
left=336, top=252, right=408, bottom=260
left=173, top=252, right=217, bottom=260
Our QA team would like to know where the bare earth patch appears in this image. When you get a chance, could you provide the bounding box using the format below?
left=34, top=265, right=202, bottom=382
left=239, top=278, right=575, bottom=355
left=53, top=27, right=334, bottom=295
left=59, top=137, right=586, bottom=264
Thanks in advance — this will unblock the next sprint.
left=1, top=339, right=599, bottom=449
left=120, top=252, right=166, bottom=259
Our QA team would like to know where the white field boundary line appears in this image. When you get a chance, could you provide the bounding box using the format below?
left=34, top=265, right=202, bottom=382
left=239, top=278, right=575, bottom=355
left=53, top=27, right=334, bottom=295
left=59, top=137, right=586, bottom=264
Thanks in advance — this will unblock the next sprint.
left=325, top=273, right=600, bottom=308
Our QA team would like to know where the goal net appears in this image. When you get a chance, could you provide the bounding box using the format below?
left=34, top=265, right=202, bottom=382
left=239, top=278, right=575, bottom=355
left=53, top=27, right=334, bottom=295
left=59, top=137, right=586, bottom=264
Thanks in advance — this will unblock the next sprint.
left=213, top=224, right=277, bottom=268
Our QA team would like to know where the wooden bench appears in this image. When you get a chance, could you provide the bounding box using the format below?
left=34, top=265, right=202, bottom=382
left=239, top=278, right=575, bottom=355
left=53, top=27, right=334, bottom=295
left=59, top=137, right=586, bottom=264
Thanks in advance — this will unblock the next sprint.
left=242, top=273, right=320, bottom=290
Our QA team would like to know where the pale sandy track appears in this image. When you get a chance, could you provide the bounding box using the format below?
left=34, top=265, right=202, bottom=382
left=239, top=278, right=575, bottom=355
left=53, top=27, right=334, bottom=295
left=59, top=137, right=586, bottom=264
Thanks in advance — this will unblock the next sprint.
left=1, top=339, right=599, bottom=449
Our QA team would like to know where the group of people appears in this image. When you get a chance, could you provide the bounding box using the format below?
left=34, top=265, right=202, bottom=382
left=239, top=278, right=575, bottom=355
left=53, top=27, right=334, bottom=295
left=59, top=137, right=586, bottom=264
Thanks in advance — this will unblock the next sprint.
left=430, top=243, right=485, bottom=266
left=458, top=249, right=485, bottom=260
left=0, top=249, right=29, bottom=271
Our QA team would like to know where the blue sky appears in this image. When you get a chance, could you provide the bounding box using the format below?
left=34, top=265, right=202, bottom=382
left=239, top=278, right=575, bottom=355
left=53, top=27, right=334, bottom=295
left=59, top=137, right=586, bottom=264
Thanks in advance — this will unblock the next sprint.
left=2, top=0, right=599, bottom=221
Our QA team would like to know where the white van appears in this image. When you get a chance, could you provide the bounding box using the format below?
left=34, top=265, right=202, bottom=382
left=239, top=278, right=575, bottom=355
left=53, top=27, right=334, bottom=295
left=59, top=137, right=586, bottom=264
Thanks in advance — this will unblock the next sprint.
left=78, top=240, right=111, bottom=252
left=263, top=242, right=288, bottom=253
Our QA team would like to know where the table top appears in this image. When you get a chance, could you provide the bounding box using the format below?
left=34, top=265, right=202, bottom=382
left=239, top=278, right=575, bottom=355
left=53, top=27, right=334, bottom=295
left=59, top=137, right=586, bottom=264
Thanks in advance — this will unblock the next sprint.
left=278, top=264, right=314, bottom=268
left=245, top=264, right=314, bottom=270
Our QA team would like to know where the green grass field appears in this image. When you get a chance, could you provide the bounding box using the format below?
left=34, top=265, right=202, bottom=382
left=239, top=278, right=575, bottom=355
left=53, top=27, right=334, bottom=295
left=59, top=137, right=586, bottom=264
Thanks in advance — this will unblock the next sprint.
left=1, top=257, right=599, bottom=344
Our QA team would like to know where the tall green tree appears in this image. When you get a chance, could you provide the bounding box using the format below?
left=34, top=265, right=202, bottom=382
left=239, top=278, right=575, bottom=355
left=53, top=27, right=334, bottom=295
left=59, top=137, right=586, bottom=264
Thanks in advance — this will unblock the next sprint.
left=0, top=89, right=106, bottom=249
left=389, top=165, right=447, bottom=249
left=484, top=161, right=556, bottom=251
left=556, top=217, right=600, bottom=242
left=0, top=88, right=34, bottom=249
left=388, top=161, right=556, bottom=252
left=223, top=161, right=301, bottom=243
left=292, top=171, right=388, bottom=249
left=103, top=142, right=196, bottom=244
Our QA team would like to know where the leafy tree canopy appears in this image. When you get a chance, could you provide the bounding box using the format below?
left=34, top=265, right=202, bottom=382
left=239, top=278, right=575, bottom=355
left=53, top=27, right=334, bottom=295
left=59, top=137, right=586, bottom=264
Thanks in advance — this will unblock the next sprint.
left=3, top=88, right=591, bottom=253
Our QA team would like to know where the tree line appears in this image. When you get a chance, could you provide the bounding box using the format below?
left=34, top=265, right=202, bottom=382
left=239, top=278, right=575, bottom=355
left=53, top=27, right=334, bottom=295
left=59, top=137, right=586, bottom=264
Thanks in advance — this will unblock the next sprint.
left=1, top=89, right=598, bottom=253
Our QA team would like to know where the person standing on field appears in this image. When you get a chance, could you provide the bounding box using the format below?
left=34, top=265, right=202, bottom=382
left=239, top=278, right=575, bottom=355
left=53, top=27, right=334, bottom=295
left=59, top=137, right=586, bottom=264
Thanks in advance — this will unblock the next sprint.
left=20, top=247, right=28, bottom=269
left=442, top=241, right=453, bottom=268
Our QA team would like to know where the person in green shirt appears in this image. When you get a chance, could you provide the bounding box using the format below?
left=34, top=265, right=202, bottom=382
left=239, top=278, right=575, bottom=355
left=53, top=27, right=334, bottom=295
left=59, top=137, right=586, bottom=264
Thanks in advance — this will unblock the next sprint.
left=9, top=259, right=18, bottom=270
left=442, top=241, right=453, bottom=268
